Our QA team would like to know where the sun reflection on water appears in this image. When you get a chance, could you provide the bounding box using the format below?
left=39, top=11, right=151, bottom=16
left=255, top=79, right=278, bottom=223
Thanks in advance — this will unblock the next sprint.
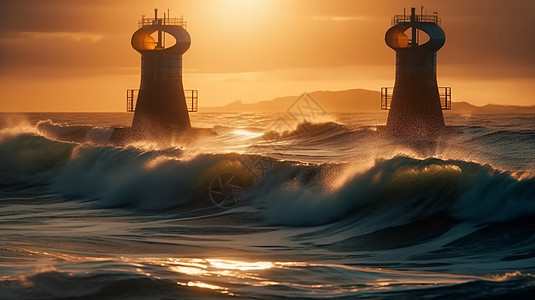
left=6, top=248, right=529, bottom=297
left=231, top=129, right=264, bottom=139
left=207, top=258, right=273, bottom=271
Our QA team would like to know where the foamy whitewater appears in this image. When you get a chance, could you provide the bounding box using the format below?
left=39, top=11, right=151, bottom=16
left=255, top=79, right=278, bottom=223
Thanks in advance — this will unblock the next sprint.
left=0, top=111, right=534, bottom=299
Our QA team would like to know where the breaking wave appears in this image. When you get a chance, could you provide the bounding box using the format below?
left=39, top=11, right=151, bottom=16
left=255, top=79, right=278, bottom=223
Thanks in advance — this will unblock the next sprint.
left=1, top=125, right=533, bottom=228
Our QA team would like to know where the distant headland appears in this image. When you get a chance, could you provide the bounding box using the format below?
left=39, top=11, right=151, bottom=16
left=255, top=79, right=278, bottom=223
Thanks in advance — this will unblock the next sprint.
left=203, top=89, right=535, bottom=114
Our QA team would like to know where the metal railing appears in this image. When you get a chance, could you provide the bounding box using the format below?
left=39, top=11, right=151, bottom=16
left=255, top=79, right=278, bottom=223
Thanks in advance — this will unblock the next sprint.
left=392, top=14, right=441, bottom=26
left=185, top=90, right=199, bottom=112
left=380, top=87, right=452, bottom=110
left=439, top=87, right=451, bottom=110
left=126, top=89, right=139, bottom=112
left=126, top=89, right=198, bottom=112
left=380, top=87, right=393, bottom=110
left=138, top=17, right=187, bottom=29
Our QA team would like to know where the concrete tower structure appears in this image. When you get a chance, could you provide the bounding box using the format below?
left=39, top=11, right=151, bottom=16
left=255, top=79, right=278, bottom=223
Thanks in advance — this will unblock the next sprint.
left=113, top=9, right=197, bottom=143
left=381, top=7, right=451, bottom=136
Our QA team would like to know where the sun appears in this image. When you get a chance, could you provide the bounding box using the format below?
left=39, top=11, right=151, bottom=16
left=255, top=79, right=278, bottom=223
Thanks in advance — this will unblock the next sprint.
left=203, top=0, right=274, bottom=26
left=217, top=0, right=271, bottom=14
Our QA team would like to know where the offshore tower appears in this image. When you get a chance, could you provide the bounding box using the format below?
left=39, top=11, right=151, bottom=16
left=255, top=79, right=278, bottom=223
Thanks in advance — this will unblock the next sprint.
left=381, top=7, right=451, bottom=136
left=111, top=9, right=197, bottom=143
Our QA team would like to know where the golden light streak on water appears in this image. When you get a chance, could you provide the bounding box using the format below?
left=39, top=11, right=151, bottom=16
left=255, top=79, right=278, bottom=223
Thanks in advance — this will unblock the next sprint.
left=169, top=265, right=206, bottom=276
left=186, top=281, right=223, bottom=290
left=5, top=247, right=531, bottom=296
left=177, top=281, right=234, bottom=296
left=231, top=129, right=264, bottom=139
left=207, top=258, right=273, bottom=271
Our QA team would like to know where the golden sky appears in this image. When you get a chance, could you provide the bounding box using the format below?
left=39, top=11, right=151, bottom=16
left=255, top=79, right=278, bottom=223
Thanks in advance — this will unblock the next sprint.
left=0, top=0, right=534, bottom=111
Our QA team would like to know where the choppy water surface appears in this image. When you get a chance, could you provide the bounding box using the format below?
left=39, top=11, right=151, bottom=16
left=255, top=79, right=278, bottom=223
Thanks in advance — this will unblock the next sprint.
left=0, top=111, right=534, bottom=299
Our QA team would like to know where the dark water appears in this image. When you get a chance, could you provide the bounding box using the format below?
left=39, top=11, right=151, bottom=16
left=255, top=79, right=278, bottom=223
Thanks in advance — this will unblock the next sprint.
left=0, top=112, right=534, bottom=299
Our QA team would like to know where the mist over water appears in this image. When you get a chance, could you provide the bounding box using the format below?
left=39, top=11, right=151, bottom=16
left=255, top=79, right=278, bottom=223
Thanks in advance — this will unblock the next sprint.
left=0, top=112, right=534, bottom=299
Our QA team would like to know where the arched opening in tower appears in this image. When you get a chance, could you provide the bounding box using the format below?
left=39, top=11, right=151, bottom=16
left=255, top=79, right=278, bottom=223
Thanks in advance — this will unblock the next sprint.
left=393, top=28, right=431, bottom=48
left=149, top=31, right=177, bottom=50
left=403, top=28, right=430, bottom=47
left=131, top=30, right=181, bottom=51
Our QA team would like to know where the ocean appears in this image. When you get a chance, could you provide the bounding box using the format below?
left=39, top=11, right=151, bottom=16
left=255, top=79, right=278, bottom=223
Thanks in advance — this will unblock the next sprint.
left=0, top=111, right=534, bottom=299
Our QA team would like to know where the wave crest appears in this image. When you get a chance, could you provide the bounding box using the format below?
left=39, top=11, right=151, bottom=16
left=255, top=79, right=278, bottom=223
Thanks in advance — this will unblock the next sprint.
left=251, top=156, right=535, bottom=226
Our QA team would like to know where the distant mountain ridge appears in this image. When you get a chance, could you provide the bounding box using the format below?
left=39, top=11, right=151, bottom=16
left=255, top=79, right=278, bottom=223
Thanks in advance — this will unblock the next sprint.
left=203, top=89, right=535, bottom=114
left=446, top=101, right=535, bottom=114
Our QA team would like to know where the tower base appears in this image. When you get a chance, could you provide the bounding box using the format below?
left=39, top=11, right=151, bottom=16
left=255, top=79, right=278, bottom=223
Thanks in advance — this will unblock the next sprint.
left=378, top=125, right=458, bottom=137
left=108, top=126, right=215, bottom=147
left=108, top=126, right=191, bottom=146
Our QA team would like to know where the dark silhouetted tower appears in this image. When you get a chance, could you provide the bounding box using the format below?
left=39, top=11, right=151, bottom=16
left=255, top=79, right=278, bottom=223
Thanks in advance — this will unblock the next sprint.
left=381, top=7, right=451, bottom=136
left=128, top=9, right=196, bottom=141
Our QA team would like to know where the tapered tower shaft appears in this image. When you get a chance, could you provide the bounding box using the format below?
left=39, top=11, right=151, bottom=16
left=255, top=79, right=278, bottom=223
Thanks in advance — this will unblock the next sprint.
left=384, top=8, right=447, bottom=136
left=130, top=10, right=191, bottom=140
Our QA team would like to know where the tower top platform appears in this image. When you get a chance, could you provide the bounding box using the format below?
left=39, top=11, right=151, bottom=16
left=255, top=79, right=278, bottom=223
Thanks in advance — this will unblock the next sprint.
left=391, top=13, right=441, bottom=26
left=138, top=16, right=187, bottom=29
